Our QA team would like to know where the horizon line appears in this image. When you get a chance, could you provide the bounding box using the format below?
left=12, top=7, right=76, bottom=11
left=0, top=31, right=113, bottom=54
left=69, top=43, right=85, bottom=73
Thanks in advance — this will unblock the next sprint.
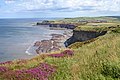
left=0, top=15, right=120, bottom=19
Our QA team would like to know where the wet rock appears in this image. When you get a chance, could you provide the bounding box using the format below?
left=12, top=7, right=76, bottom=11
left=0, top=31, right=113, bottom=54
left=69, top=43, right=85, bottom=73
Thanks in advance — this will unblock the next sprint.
left=34, top=34, right=66, bottom=54
left=34, top=41, right=41, bottom=46
left=30, top=30, right=73, bottom=54
left=49, top=47, right=60, bottom=52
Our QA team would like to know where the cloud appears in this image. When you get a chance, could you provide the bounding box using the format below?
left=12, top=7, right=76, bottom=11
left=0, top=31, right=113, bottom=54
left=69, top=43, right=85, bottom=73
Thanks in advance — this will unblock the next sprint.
left=4, top=0, right=16, bottom=4
left=94, top=0, right=120, bottom=11
left=2, top=0, right=120, bottom=13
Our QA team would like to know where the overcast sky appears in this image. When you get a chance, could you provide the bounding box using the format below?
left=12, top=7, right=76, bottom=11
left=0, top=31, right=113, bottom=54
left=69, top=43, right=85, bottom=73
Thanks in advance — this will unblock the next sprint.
left=0, top=0, right=120, bottom=18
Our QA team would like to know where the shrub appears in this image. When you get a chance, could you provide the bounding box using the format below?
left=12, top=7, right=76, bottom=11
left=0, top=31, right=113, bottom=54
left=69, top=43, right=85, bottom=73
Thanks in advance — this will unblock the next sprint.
left=61, top=50, right=74, bottom=56
left=48, top=50, right=74, bottom=58
left=101, top=63, right=120, bottom=79
left=0, top=66, right=10, bottom=74
left=0, top=61, right=13, bottom=65
left=1, top=63, right=56, bottom=80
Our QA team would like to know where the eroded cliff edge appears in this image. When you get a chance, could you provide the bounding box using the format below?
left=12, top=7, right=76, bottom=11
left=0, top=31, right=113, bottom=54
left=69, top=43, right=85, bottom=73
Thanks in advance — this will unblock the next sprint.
left=64, top=30, right=107, bottom=47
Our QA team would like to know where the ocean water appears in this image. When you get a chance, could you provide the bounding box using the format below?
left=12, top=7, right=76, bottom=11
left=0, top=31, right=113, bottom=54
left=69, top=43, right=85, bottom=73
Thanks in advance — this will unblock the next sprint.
left=0, top=18, right=66, bottom=62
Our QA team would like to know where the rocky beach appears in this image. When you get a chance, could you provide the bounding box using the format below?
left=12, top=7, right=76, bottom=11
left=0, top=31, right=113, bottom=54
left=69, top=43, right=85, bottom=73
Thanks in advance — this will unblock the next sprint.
left=31, top=29, right=73, bottom=54
left=25, top=20, right=75, bottom=54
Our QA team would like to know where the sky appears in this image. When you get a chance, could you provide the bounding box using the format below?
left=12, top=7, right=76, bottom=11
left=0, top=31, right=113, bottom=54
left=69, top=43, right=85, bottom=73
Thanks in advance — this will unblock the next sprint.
left=0, top=0, right=120, bottom=18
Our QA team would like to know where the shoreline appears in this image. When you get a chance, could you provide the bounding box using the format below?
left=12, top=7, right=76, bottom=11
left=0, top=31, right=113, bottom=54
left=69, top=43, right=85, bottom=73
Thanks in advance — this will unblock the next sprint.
left=26, top=20, right=76, bottom=54
left=26, top=29, right=73, bottom=55
left=0, top=21, right=73, bottom=62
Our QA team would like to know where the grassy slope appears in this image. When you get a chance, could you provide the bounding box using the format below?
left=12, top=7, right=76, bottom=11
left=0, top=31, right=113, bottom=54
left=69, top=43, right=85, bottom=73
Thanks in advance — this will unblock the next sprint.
left=0, top=16, right=120, bottom=80
left=46, top=17, right=120, bottom=80
left=45, top=30, right=120, bottom=80
left=55, top=16, right=120, bottom=23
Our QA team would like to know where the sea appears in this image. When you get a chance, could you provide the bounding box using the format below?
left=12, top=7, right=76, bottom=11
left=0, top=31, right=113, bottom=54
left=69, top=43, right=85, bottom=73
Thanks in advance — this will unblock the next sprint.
left=0, top=18, right=66, bottom=62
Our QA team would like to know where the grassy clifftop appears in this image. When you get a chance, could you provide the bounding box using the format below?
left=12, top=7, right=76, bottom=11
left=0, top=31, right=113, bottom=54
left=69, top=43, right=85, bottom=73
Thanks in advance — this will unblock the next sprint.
left=0, top=17, right=120, bottom=80
left=46, top=28, right=120, bottom=80
left=55, top=16, right=120, bottom=23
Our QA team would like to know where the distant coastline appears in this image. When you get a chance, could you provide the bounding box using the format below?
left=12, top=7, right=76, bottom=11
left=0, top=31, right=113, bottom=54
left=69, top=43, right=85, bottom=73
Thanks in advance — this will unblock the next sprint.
left=27, top=21, right=73, bottom=54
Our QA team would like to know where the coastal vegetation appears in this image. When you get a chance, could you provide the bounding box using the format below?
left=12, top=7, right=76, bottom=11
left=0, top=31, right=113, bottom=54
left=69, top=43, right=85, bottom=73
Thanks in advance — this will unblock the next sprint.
left=0, top=16, right=120, bottom=80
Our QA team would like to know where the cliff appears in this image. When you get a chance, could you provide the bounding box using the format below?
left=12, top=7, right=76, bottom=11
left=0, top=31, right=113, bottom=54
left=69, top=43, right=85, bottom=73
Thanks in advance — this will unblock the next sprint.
left=36, top=20, right=77, bottom=29
left=64, top=30, right=107, bottom=47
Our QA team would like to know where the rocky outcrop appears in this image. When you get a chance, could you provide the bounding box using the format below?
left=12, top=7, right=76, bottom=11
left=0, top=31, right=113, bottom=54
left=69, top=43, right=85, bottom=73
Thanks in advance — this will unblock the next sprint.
left=49, top=24, right=76, bottom=29
left=64, top=30, right=107, bottom=47
left=34, top=33, right=72, bottom=54
left=36, top=22, right=76, bottom=29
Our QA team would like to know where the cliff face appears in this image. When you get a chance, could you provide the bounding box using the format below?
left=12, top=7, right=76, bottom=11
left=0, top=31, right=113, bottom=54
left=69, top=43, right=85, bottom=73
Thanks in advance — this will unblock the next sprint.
left=36, top=22, right=76, bottom=29
left=64, top=30, right=107, bottom=47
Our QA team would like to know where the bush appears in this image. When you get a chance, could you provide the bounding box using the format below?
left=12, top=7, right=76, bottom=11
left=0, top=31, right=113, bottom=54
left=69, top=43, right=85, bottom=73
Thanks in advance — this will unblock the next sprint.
left=1, top=63, right=56, bottom=80
left=48, top=50, right=74, bottom=58
left=101, top=63, right=120, bottom=79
